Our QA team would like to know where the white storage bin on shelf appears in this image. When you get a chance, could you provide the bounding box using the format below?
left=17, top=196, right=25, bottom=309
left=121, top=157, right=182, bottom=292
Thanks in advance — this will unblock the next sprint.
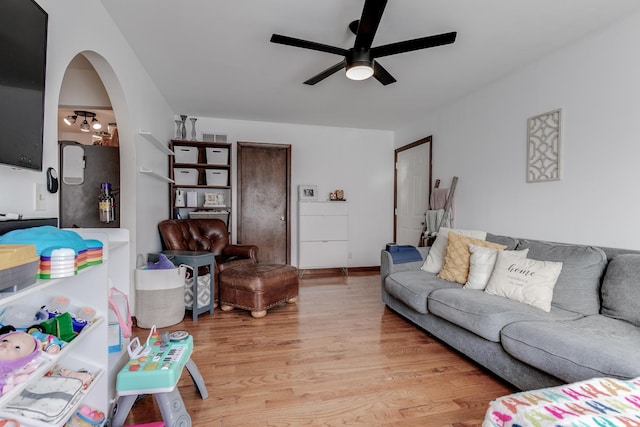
left=206, top=169, right=229, bottom=186
left=174, top=168, right=198, bottom=185
left=206, top=147, right=229, bottom=164
left=174, top=146, right=198, bottom=164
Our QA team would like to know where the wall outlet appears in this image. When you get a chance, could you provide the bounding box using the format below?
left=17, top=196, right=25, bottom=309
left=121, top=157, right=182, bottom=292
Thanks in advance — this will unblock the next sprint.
left=35, top=183, right=46, bottom=211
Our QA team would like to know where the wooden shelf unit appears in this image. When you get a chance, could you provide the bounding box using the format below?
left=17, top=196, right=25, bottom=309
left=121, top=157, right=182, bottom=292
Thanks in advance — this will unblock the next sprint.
left=169, top=140, right=233, bottom=231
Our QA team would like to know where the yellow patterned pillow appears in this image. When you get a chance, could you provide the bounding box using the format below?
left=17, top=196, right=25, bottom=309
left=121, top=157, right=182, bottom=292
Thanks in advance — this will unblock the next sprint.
left=437, top=232, right=506, bottom=284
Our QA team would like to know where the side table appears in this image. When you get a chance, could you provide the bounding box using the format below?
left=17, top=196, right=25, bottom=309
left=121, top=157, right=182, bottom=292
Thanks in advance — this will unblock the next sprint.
left=162, top=250, right=215, bottom=321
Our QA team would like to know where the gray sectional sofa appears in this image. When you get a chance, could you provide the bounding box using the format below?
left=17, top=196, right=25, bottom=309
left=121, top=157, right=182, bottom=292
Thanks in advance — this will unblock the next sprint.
left=380, top=232, right=640, bottom=391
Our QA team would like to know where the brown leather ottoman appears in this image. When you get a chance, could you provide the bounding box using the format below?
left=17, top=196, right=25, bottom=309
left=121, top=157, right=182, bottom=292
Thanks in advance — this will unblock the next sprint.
left=218, top=263, right=298, bottom=318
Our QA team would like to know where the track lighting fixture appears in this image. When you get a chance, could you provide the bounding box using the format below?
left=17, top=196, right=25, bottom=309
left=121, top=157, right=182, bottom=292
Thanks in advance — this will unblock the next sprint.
left=65, top=110, right=101, bottom=132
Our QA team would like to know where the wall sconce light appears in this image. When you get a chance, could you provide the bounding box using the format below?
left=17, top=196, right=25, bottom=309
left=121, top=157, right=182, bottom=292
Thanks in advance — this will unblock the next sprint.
left=65, top=110, right=101, bottom=132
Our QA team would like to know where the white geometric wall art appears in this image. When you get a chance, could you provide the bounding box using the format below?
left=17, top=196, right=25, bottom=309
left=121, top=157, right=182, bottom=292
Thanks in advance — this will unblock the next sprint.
left=527, top=108, right=561, bottom=183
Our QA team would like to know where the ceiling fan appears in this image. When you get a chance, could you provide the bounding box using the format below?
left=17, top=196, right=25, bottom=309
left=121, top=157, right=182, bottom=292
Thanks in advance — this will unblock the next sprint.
left=270, top=0, right=457, bottom=86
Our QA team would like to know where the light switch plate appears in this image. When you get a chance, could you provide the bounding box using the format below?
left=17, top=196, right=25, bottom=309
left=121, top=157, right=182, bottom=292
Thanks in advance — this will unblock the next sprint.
left=35, top=183, right=46, bottom=211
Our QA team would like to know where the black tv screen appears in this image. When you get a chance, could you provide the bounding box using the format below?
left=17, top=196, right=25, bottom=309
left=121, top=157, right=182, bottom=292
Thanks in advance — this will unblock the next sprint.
left=0, top=0, right=48, bottom=171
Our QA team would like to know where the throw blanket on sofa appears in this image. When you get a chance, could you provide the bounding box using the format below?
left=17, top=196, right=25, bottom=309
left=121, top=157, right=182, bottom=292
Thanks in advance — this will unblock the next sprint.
left=483, top=377, right=640, bottom=427
left=386, top=245, right=422, bottom=264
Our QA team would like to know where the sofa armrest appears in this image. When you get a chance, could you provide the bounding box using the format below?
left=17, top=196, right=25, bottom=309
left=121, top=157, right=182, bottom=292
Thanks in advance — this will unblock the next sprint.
left=380, top=247, right=429, bottom=284
left=222, top=244, right=259, bottom=263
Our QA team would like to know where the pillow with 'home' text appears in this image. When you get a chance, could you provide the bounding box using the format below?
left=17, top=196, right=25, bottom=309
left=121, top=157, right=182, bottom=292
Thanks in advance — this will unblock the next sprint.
left=485, top=250, right=563, bottom=312
left=464, top=246, right=529, bottom=290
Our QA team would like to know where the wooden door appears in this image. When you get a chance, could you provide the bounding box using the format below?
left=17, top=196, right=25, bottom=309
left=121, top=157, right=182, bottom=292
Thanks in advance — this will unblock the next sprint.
left=394, top=136, right=432, bottom=245
left=237, top=142, right=291, bottom=264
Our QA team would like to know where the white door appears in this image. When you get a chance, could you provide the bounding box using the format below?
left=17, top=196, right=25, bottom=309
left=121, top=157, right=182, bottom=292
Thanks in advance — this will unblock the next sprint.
left=395, top=138, right=431, bottom=245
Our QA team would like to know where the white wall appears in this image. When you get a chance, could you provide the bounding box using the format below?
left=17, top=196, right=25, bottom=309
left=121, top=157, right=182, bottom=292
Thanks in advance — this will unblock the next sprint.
left=189, top=117, right=395, bottom=267
left=59, top=66, right=111, bottom=108
left=396, top=10, right=640, bottom=250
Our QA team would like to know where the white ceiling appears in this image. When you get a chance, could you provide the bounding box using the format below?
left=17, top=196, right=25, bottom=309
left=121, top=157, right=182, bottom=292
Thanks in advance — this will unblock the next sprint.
left=99, top=0, right=640, bottom=131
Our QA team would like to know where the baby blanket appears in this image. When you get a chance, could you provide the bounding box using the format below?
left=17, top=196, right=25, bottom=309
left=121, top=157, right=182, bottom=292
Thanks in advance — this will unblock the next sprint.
left=483, top=377, right=640, bottom=427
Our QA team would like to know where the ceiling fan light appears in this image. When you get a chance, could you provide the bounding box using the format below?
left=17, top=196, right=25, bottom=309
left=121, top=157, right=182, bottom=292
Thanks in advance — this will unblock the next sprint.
left=346, top=64, right=374, bottom=81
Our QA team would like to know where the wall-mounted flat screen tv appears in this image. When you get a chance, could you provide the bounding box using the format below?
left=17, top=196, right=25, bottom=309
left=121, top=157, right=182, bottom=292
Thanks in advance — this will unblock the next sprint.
left=0, top=0, right=48, bottom=171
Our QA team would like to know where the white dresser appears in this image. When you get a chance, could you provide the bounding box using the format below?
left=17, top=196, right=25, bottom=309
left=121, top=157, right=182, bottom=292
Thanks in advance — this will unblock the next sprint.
left=298, top=201, right=348, bottom=273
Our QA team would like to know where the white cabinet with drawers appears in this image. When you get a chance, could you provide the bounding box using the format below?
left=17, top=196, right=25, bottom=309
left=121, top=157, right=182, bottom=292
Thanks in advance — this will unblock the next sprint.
left=298, top=201, right=348, bottom=273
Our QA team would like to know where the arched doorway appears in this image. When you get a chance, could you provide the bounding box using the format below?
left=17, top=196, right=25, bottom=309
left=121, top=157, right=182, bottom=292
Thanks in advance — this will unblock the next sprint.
left=56, top=51, right=137, bottom=295
left=58, top=54, right=120, bottom=228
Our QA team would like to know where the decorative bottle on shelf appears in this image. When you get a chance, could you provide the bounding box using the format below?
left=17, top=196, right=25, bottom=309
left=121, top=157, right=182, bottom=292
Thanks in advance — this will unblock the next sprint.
left=180, top=115, right=187, bottom=139
left=99, top=182, right=116, bottom=223
left=175, top=120, right=182, bottom=139
left=190, top=117, right=198, bottom=140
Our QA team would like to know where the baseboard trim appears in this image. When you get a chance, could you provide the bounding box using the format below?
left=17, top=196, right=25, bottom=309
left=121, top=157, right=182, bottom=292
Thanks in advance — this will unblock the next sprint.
left=297, top=266, right=379, bottom=276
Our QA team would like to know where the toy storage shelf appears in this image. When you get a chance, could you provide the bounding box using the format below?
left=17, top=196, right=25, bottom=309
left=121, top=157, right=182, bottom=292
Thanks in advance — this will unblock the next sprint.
left=0, top=228, right=129, bottom=426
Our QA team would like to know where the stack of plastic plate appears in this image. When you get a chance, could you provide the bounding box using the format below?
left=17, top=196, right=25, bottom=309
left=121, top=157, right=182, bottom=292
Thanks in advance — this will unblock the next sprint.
left=39, top=247, right=77, bottom=279
left=84, top=239, right=103, bottom=267
left=76, top=246, right=88, bottom=271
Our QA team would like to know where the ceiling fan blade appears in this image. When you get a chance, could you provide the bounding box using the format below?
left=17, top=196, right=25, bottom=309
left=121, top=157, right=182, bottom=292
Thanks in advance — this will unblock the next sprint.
left=304, top=59, right=347, bottom=85
left=371, top=31, right=457, bottom=58
left=373, top=61, right=396, bottom=86
left=271, top=34, right=348, bottom=56
left=354, top=0, right=388, bottom=50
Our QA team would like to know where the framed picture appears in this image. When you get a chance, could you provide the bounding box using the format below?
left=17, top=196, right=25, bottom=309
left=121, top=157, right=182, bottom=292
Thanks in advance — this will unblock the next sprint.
left=298, top=185, right=318, bottom=201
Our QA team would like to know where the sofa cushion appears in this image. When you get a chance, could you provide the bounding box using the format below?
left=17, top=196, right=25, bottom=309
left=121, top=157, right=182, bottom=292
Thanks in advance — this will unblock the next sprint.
left=421, top=227, right=486, bottom=274
left=385, top=271, right=458, bottom=314
left=515, top=240, right=607, bottom=315
left=486, top=233, right=519, bottom=250
left=501, top=316, right=640, bottom=382
left=437, top=232, right=506, bottom=284
left=601, top=254, right=640, bottom=327
left=464, top=247, right=528, bottom=290
left=484, top=250, right=563, bottom=312
left=427, top=288, right=580, bottom=342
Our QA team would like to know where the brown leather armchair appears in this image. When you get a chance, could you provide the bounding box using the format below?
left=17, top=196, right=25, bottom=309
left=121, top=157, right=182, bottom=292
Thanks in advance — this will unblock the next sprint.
left=157, top=219, right=258, bottom=303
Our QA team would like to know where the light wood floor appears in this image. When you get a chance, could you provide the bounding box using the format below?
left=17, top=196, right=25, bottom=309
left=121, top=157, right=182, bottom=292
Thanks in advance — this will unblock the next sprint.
left=123, top=272, right=514, bottom=426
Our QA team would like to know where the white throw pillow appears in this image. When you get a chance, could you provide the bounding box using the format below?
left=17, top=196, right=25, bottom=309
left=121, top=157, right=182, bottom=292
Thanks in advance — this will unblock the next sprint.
left=485, top=250, right=563, bottom=312
left=464, top=247, right=529, bottom=290
left=421, top=227, right=487, bottom=273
